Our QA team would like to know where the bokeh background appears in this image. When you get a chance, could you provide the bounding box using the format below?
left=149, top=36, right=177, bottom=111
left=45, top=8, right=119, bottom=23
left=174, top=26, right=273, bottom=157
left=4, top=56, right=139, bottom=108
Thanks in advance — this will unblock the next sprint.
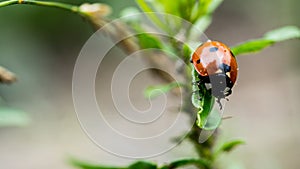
left=0, top=0, right=299, bottom=168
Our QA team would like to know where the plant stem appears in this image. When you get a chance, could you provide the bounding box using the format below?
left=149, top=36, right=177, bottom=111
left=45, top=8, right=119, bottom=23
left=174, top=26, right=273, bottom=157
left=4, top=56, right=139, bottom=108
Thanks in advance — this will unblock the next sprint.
left=0, top=0, right=81, bottom=15
left=0, top=2, right=220, bottom=169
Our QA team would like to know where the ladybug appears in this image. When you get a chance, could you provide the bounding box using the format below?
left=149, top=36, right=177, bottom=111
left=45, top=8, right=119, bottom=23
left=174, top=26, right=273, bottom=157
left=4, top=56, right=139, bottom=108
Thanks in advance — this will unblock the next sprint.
left=190, top=40, right=238, bottom=106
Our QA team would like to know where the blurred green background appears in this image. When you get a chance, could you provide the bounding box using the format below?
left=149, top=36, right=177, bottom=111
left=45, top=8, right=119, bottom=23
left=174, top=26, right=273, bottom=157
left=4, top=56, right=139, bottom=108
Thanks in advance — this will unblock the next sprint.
left=0, top=0, right=299, bottom=169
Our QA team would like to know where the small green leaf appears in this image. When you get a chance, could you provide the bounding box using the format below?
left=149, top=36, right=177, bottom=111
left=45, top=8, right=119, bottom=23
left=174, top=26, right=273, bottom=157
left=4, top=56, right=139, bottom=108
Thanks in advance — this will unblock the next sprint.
left=264, top=26, right=300, bottom=42
left=198, top=84, right=215, bottom=129
left=191, top=93, right=201, bottom=109
left=0, top=107, right=30, bottom=127
left=144, top=82, right=182, bottom=99
left=136, top=33, right=163, bottom=49
left=189, top=0, right=223, bottom=37
left=191, top=0, right=211, bottom=22
left=191, top=68, right=201, bottom=108
left=217, top=139, right=245, bottom=153
left=201, top=109, right=222, bottom=130
left=231, top=39, right=274, bottom=56
left=70, top=159, right=156, bottom=169
left=70, top=159, right=125, bottom=169
left=231, top=26, right=300, bottom=56
left=135, top=0, right=170, bottom=32
left=207, top=0, right=224, bottom=14
left=191, top=0, right=223, bottom=23
left=136, top=0, right=155, bottom=13
left=191, top=69, right=216, bottom=129
left=155, top=0, right=180, bottom=16
left=129, top=161, right=157, bottom=169
left=188, top=15, right=212, bottom=40
left=196, top=15, right=212, bottom=32
left=182, top=43, right=193, bottom=64
left=160, top=158, right=210, bottom=169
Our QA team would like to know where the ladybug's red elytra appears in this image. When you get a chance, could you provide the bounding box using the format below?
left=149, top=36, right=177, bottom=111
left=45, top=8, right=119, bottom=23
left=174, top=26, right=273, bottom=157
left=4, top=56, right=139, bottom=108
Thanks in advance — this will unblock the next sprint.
left=191, top=40, right=238, bottom=104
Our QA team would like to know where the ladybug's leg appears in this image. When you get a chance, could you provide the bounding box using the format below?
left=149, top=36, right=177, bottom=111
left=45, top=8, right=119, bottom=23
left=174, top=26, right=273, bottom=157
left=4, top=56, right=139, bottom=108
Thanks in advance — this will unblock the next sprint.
left=192, top=80, right=201, bottom=85
left=191, top=74, right=206, bottom=85
left=198, top=74, right=210, bottom=84
left=191, top=74, right=210, bottom=87
left=225, top=88, right=232, bottom=97
left=226, top=75, right=233, bottom=88
left=224, top=74, right=233, bottom=97
left=192, top=75, right=210, bottom=101
left=216, top=98, right=223, bottom=110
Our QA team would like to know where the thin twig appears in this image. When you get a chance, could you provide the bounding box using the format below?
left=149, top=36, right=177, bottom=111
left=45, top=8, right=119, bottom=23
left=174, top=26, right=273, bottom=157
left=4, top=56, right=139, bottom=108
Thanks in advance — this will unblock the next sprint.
left=0, top=0, right=80, bottom=14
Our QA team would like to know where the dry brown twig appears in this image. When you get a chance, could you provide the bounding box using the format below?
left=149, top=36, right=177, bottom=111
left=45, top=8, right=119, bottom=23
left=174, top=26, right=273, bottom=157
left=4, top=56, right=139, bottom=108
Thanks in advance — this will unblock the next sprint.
left=0, top=66, right=17, bottom=84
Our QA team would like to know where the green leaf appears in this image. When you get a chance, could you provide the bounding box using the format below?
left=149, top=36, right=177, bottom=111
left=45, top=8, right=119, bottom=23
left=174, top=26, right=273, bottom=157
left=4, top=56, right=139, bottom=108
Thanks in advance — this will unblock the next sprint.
left=70, top=159, right=125, bottom=169
left=160, top=158, right=210, bottom=169
left=207, top=0, right=223, bottom=14
left=191, top=69, right=215, bottom=129
left=231, top=39, right=274, bottom=56
left=135, top=0, right=169, bottom=33
left=191, top=92, right=201, bottom=109
left=217, top=139, right=245, bottom=153
left=155, top=0, right=180, bottom=16
left=191, top=68, right=201, bottom=108
left=188, top=0, right=223, bottom=37
left=196, top=15, right=212, bottom=32
left=0, top=107, right=30, bottom=127
left=201, top=109, right=222, bottom=130
left=188, top=15, right=212, bottom=39
left=144, top=82, right=183, bottom=99
left=191, top=0, right=211, bottom=22
left=151, top=0, right=193, bottom=21
left=136, top=33, right=163, bottom=49
left=136, top=0, right=155, bottom=13
left=70, top=159, right=157, bottom=169
left=191, top=0, right=223, bottom=23
left=129, top=161, right=157, bottom=169
left=182, top=43, right=193, bottom=64
left=231, top=26, right=300, bottom=56
left=264, top=26, right=300, bottom=42
left=197, top=83, right=215, bottom=129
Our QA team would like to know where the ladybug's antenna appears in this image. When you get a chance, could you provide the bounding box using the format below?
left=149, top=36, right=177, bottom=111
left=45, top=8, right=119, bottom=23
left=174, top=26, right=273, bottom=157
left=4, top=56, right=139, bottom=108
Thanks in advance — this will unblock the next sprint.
left=222, top=116, right=233, bottom=120
left=216, top=98, right=223, bottom=110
